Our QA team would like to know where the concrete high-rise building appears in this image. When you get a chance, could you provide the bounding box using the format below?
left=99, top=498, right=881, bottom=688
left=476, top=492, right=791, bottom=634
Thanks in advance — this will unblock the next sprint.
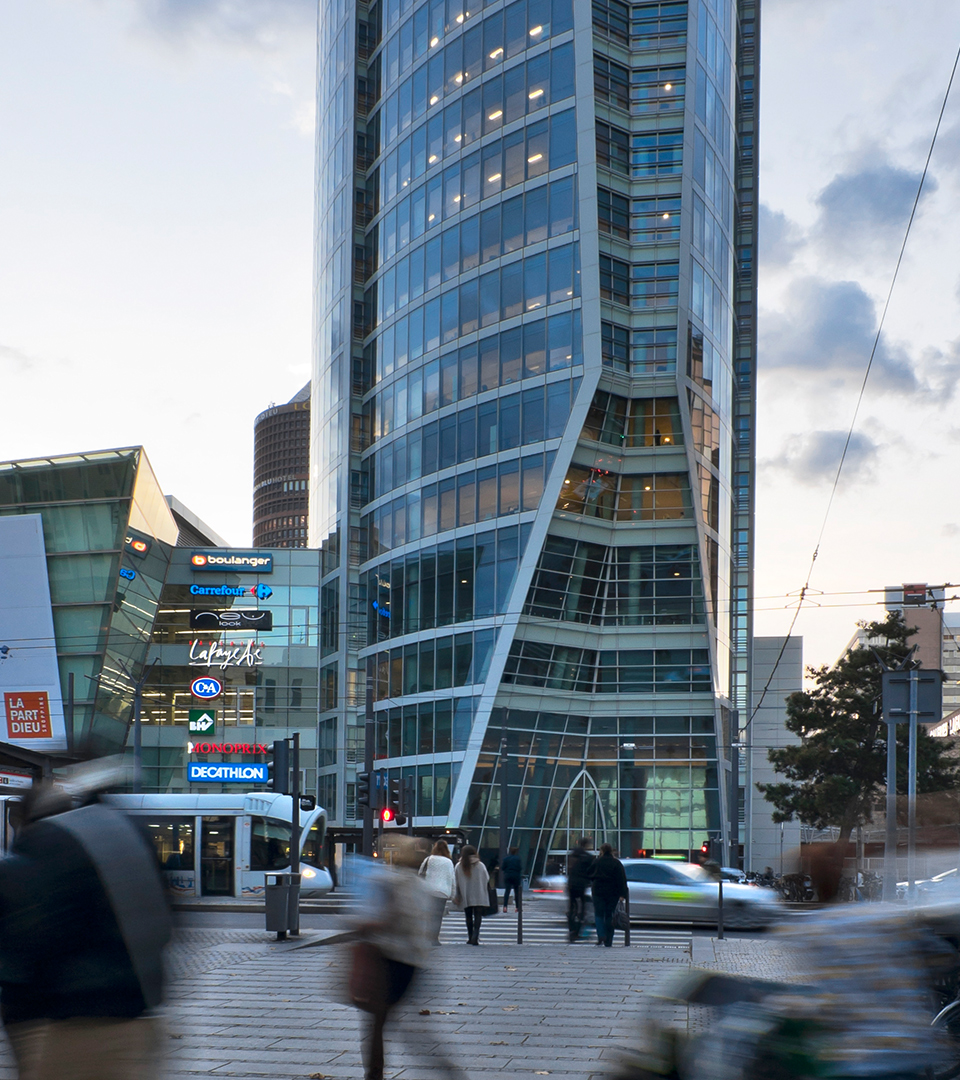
left=311, top=0, right=759, bottom=871
left=253, top=384, right=311, bottom=548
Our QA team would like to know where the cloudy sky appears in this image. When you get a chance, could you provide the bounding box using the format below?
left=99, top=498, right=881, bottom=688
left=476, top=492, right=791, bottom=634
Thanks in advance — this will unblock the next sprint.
left=2, top=0, right=960, bottom=672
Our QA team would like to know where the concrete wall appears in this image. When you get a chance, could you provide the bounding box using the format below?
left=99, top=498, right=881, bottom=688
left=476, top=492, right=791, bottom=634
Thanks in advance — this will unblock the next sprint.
left=745, top=636, right=803, bottom=873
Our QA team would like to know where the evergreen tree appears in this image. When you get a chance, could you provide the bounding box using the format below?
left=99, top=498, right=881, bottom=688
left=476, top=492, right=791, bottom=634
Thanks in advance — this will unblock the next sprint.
left=758, top=611, right=958, bottom=848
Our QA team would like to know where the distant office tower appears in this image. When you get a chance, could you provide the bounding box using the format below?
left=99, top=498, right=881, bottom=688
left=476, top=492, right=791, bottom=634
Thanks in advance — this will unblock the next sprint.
left=311, top=0, right=758, bottom=870
left=253, top=384, right=310, bottom=548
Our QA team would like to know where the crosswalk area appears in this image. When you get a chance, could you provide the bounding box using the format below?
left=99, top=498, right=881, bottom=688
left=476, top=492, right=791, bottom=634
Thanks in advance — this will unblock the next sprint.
left=437, top=909, right=692, bottom=949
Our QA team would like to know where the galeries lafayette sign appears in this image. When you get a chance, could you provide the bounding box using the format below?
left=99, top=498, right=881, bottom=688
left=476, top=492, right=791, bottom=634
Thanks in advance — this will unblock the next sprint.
left=188, top=640, right=263, bottom=668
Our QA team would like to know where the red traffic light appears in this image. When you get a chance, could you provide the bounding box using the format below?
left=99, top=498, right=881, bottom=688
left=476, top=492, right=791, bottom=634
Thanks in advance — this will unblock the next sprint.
left=700, top=842, right=710, bottom=855
left=381, top=808, right=394, bottom=823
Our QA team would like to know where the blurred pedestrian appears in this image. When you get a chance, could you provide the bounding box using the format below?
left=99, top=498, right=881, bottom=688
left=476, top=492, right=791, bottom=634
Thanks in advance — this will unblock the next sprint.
left=349, top=838, right=465, bottom=1080
left=0, top=781, right=171, bottom=1080
left=501, top=846, right=523, bottom=913
left=418, top=839, right=455, bottom=945
left=567, top=837, right=594, bottom=943
left=454, top=844, right=489, bottom=945
left=589, top=843, right=627, bottom=947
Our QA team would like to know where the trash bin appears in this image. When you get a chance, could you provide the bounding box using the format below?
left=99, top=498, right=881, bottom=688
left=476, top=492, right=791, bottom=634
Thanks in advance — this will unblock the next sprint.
left=266, top=873, right=293, bottom=935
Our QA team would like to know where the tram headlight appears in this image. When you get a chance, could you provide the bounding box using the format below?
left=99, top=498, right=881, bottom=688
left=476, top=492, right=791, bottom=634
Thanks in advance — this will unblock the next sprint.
left=301, top=867, right=317, bottom=879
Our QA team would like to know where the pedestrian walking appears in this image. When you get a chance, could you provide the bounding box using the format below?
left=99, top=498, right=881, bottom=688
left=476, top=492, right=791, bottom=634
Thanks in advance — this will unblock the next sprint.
left=567, top=837, right=595, bottom=942
left=418, top=839, right=455, bottom=945
left=349, top=837, right=465, bottom=1080
left=501, top=846, right=523, bottom=913
left=0, top=780, right=172, bottom=1080
left=453, top=844, right=489, bottom=945
left=588, top=843, right=627, bottom=947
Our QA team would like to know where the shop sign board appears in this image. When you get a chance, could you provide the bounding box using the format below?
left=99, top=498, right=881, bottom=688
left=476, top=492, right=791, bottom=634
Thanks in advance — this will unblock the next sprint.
left=0, top=768, right=33, bottom=789
left=187, top=763, right=268, bottom=783
left=188, top=709, right=216, bottom=734
left=189, top=610, right=273, bottom=631
left=190, top=552, right=273, bottom=574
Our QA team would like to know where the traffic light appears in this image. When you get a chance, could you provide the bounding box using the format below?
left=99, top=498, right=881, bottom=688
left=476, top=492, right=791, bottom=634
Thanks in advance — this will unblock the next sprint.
left=357, top=771, right=372, bottom=809
left=267, top=739, right=291, bottom=794
left=387, top=777, right=405, bottom=826
left=380, top=807, right=395, bottom=824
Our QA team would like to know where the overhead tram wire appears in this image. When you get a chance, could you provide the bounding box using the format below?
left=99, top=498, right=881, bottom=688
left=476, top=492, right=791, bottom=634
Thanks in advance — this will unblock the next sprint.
left=745, top=37, right=960, bottom=733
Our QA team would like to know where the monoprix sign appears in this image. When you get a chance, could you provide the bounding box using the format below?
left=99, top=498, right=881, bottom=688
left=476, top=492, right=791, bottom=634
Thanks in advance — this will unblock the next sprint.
left=187, top=763, right=268, bottom=783
left=190, top=677, right=223, bottom=699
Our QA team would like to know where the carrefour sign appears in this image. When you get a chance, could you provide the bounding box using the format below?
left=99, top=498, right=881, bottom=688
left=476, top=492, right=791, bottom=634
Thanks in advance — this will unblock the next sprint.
left=187, top=763, right=268, bottom=783
left=191, top=552, right=273, bottom=574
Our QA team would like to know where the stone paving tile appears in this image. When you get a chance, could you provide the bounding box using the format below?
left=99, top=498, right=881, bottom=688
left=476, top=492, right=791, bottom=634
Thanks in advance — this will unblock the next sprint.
left=0, top=929, right=801, bottom=1079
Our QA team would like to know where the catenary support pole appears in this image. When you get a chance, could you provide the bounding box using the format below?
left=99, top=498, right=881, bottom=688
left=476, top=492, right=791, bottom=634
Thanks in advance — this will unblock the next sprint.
left=363, top=657, right=375, bottom=858
left=498, top=727, right=508, bottom=882
left=908, top=671, right=918, bottom=904
left=883, top=717, right=898, bottom=902
left=289, top=732, right=301, bottom=935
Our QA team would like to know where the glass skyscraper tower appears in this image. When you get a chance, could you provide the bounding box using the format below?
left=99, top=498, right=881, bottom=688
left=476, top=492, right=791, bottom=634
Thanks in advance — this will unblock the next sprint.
left=311, top=0, right=758, bottom=871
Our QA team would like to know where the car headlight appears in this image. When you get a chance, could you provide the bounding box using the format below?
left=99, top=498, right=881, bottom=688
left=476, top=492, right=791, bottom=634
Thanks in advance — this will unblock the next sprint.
left=301, top=867, right=317, bottom=879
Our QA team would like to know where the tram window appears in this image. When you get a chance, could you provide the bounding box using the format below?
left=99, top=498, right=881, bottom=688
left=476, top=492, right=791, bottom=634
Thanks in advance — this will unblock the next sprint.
left=250, top=816, right=291, bottom=872
left=145, top=819, right=194, bottom=871
left=301, top=821, right=325, bottom=866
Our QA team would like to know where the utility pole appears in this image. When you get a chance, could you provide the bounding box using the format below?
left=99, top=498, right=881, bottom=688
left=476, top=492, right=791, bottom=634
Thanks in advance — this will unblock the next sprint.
left=362, top=656, right=375, bottom=857
left=116, top=658, right=158, bottom=793
left=498, top=726, right=508, bottom=875
left=289, top=731, right=301, bottom=935
left=881, top=662, right=942, bottom=902
left=728, top=710, right=740, bottom=868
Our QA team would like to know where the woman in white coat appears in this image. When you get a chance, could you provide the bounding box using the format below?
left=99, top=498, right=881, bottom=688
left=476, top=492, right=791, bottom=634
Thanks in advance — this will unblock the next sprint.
left=418, top=839, right=455, bottom=945
left=453, top=845, right=489, bottom=946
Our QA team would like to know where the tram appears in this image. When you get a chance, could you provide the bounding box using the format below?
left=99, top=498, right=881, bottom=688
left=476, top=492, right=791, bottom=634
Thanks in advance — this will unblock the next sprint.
left=108, top=792, right=332, bottom=898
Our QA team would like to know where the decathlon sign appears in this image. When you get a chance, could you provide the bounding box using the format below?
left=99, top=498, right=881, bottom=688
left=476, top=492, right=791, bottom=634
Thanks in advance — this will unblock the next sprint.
left=187, top=763, right=268, bottom=783
left=190, top=552, right=273, bottom=574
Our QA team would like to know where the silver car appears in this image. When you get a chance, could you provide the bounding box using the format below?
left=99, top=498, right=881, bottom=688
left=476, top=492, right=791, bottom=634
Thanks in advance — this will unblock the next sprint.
left=622, top=858, right=780, bottom=927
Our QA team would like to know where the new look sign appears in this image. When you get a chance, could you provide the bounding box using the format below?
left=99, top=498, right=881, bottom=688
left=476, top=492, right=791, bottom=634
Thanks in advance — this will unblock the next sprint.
left=187, top=763, right=268, bottom=784
left=191, top=552, right=273, bottom=574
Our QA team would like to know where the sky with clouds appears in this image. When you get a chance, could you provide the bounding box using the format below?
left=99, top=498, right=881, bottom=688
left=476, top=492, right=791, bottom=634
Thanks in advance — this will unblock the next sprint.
left=2, top=0, right=960, bottom=673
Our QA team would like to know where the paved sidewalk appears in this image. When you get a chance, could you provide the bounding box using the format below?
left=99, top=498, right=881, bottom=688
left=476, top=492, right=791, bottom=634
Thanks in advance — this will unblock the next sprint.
left=0, top=929, right=802, bottom=1080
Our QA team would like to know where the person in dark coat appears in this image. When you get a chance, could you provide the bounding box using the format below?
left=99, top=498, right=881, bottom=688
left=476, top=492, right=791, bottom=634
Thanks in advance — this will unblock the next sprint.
left=589, top=843, right=628, bottom=947
left=501, top=846, right=523, bottom=913
left=567, top=837, right=595, bottom=942
left=0, top=783, right=171, bottom=1080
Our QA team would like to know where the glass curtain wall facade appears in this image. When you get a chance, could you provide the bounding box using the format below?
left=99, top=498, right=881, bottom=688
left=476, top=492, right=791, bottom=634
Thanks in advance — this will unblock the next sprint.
left=312, top=0, right=756, bottom=870
left=0, top=449, right=178, bottom=754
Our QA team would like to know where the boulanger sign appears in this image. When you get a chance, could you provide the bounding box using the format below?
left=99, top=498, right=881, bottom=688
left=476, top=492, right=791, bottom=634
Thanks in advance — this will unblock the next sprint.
left=190, top=552, right=273, bottom=573
left=187, top=763, right=268, bottom=783
left=188, top=640, right=264, bottom=668
left=190, top=609, right=273, bottom=631
left=0, top=516, right=69, bottom=751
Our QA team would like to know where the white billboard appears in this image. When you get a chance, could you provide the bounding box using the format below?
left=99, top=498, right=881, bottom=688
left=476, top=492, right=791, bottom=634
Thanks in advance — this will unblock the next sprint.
left=0, top=515, right=68, bottom=752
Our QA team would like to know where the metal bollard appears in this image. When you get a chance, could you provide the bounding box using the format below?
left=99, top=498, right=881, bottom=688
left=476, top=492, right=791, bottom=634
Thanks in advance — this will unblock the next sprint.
left=517, top=902, right=523, bottom=945
left=717, top=878, right=724, bottom=940
left=624, top=894, right=631, bottom=947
